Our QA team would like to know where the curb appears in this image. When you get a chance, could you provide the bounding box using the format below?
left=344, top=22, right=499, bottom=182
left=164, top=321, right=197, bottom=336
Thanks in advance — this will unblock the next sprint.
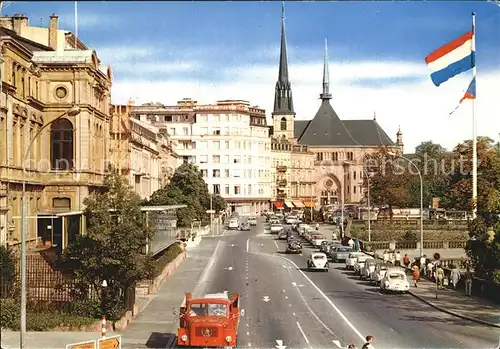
left=408, top=290, right=500, bottom=328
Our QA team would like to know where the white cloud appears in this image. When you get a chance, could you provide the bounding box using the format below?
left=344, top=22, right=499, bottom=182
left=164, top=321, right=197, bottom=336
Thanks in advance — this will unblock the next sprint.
left=111, top=61, right=199, bottom=76
left=109, top=59, right=500, bottom=153
left=59, top=12, right=120, bottom=30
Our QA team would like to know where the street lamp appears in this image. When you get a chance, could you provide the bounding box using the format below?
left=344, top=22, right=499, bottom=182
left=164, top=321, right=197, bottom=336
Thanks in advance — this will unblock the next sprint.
left=20, top=106, right=80, bottom=348
left=388, top=151, right=424, bottom=257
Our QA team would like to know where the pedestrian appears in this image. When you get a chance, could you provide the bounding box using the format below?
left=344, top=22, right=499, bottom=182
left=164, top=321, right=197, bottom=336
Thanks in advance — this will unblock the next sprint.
left=412, top=263, right=420, bottom=287
left=403, top=254, right=410, bottom=269
left=464, top=267, right=473, bottom=296
left=436, top=266, right=445, bottom=288
left=362, top=335, right=374, bottom=349
left=427, top=261, right=434, bottom=281
left=450, top=265, right=460, bottom=289
left=383, top=250, right=389, bottom=263
left=348, top=238, right=354, bottom=249
left=354, top=239, right=360, bottom=252
left=420, top=255, right=427, bottom=277
left=394, top=250, right=401, bottom=266
left=347, top=345, right=357, bottom=349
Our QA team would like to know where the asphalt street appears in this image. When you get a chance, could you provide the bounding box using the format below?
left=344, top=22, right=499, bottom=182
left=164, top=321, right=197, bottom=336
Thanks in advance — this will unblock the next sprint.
left=157, top=218, right=500, bottom=349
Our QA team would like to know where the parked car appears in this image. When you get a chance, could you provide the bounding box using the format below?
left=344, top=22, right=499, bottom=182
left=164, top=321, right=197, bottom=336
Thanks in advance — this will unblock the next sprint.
left=380, top=268, right=410, bottom=293
left=360, top=259, right=378, bottom=280
left=319, top=241, right=330, bottom=253
left=310, top=234, right=328, bottom=247
left=285, top=216, right=298, bottom=224
left=353, top=255, right=374, bottom=275
left=307, top=252, right=329, bottom=271
left=370, top=262, right=392, bottom=285
left=278, top=231, right=288, bottom=240
left=270, top=224, right=284, bottom=234
left=329, top=246, right=353, bottom=262
left=247, top=217, right=257, bottom=226
left=345, top=252, right=366, bottom=269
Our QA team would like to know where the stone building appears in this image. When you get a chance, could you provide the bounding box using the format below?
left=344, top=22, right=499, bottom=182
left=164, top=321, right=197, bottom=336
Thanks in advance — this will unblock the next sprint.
left=269, top=6, right=403, bottom=208
left=0, top=14, right=112, bottom=249
left=109, top=103, right=179, bottom=199
left=130, top=99, right=273, bottom=214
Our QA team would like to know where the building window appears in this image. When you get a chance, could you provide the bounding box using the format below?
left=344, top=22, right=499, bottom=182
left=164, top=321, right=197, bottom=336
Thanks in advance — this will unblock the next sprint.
left=183, top=127, right=189, bottom=135
left=213, top=127, right=221, bottom=135
left=201, top=169, right=208, bottom=177
left=353, top=171, right=356, bottom=180
left=233, top=156, right=241, bottom=164
left=353, top=186, right=357, bottom=194
left=213, top=184, right=220, bottom=194
left=213, top=169, right=220, bottom=177
left=225, top=185, right=230, bottom=195
left=199, top=155, right=208, bottom=164
left=169, top=128, right=176, bottom=135
left=50, top=118, right=74, bottom=170
left=52, top=197, right=71, bottom=212
left=280, top=117, right=287, bottom=131
left=234, top=185, right=240, bottom=195
left=225, top=169, right=230, bottom=177
left=213, top=155, right=220, bottom=163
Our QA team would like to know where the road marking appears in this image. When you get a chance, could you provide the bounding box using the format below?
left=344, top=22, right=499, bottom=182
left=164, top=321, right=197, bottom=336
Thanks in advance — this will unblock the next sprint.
left=224, top=266, right=234, bottom=271
left=277, top=255, right=369, bottom=345
left=292, top=312, right=296, bottom=316
left=296, top=322, right=312, bottom=348
left=285, top=296, right=288, bottom=299
left=246, top=332, right=250, bottom=336
left=275, top=339, right=287, bottom=349
left=288, top=303, right=292, bottom=307
left=332, top=340, right=342, bottom=348
left=246, top=324, right=249, bottom=327
left=274, top=240, right=280, bottom=251
left=246, top=238, right=250, bottom=253
left=263, top=296, right=271, bottom=302
left=192, top=240, right=223, bottom=297
left=248, top=343, right=251, bottom=347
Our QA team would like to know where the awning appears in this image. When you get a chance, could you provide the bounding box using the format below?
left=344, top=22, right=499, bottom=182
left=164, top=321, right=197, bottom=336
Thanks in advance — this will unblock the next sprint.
left=292, top=201, right=305, bottom=208
left=284, top=201, right=294, bottom=208
left=303, top=201, right=315, bottom=208
left=272, top=201, right=284, bottom=209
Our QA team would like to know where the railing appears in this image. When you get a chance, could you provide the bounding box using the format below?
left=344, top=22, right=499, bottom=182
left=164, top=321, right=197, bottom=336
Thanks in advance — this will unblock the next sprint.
left=395, top=241, right=417, bottom=250
left=276, top=165, right=287, bottom=172
left=449, top=240, right=467, bottom=249
left=277, top=179, right=287, bottom=187
left=423, top=241, right=444, bottom=249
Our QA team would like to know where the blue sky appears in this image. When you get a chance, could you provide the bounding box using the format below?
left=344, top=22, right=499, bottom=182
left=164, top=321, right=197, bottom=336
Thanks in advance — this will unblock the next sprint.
left=4, top=1, right=500, bottom=151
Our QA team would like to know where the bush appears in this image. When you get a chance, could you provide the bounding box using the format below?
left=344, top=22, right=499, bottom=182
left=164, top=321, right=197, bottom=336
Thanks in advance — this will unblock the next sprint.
left=70, top=298, right=102, bottom=318
left=152, top=243, right=184, bottom=278
left=0, top=299, right=95, bottom=331
left=0, top=245, right=17, bottom=298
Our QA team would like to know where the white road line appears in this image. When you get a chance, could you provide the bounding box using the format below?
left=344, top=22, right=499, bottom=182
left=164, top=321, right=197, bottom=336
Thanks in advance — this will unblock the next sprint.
left=278, top=255, right=369, bottom=345
left=246, top=238, right=250, bottom=252
left=296, top=321, right=312, bottom=349
left=293, top=312, right=296, bottom=316
left=246, top=332, right=250, bottom=336
left=274, top=240, right=280, bottom=251
left=289, top=304, right=292, bottom=307
left=246, top=324, right=249, bottom=327
left=248, top=343, right=251, bottom=347
left=192, top=240, right=223, bottom=297
left=285, top=296, right=288, bottom=299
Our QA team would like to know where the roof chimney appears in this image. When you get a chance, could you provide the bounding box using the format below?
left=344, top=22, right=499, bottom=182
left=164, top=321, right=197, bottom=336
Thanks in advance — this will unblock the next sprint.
left=12, top=14, right=28, bottom=35
left=49, top=13, right=58, bottom=50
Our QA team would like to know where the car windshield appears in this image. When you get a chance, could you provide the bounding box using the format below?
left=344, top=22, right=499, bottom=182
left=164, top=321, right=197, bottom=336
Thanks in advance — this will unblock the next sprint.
left=338, top=247, right=351, bottom=252
left=313, top=255, right=325, bottom=260
left=389, top=274, right=405, bottom=280
left=189, top=303, right=227, bottom=317
left=271, top=224, right=281, bottom=227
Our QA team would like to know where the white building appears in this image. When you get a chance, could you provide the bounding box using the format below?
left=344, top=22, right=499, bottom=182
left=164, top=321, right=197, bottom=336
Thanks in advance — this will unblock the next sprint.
left=130, top=99, right=273, bottom=214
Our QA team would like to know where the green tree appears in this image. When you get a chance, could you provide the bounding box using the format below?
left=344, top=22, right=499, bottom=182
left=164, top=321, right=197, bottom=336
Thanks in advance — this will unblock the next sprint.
left=58, top=166, right=154, bottom=319
left=0, top=245, right=17, bottom=298
left=148, top=163, right=227, bottom=227
left=363, top=147, right=412, bottom=218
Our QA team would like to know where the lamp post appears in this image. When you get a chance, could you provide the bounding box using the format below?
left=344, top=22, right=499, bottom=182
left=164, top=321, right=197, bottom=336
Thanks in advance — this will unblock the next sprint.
left=388, top=151, right=424, bottom=257
left=20, top=106, right=80, bottom=348
left=362, top=168, right=371, bottom=242
left=309, top=172, right=313, bottom=222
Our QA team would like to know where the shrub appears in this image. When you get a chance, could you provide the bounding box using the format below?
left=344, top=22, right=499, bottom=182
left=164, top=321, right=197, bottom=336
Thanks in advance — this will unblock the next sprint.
left=152, top=243, right=184, bottom=278
left=0, top=299, right=18, bottom=330
left=0, top=245, right=17, bottom=298
left=70, top=298, right=102, bottom=318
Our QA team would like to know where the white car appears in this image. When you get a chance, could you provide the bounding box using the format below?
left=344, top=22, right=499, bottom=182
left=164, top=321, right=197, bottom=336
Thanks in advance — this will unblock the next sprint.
left=360, top=259, right=378, bottom=280
left=345, top=252, right=365, bottom=269
left=310, top=234, right=328, bottom=247
left=285, top=216, right=298, bottom=224
left=228, top=218, right=239, bottom=230
left=247, top=216, right=257, bottom=226
left=370, top=262, right=392, bottom=285
left=380, top=268, right=410, bottom=293
left=307, top=252, right=329, bottom=271
left=353, top=255, right=374, bottom=275
left=270, top=224, right=284, bottom=234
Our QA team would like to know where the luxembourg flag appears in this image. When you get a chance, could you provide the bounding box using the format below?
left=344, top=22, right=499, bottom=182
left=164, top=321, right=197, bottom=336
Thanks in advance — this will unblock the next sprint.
left=425, top=31, right=475, bottom=86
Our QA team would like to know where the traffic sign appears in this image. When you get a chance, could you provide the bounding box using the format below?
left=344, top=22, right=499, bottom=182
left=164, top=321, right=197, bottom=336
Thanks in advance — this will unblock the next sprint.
left=206, top=210, right=216, bottom=214
left=66, top=340, right=96, bottom=349
left=98, top=335, right=121, bottom=349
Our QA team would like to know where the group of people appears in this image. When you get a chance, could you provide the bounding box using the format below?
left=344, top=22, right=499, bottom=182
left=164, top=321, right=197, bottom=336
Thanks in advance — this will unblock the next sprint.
left=346, top=335, right=375, bottom=349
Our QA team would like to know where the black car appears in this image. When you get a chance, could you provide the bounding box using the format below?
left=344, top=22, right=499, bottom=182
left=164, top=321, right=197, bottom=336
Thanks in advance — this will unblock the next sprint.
left=286, top=241, right=302, bottom=254
left=278, top=231, right=288, bottom=240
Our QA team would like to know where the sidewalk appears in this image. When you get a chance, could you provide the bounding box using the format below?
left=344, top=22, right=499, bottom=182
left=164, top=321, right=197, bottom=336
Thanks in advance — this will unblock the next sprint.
left=408, top=279, right=500, bottom=328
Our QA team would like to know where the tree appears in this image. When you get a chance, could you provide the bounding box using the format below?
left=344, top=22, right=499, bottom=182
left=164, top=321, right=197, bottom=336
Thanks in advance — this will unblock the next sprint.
left=148, top=163, right=227, bottom=227
left=58, top=166, right=154, bottom=319
left=363, top=147, right=412, bottom=218
left=407, top=141, right=450, bottom=208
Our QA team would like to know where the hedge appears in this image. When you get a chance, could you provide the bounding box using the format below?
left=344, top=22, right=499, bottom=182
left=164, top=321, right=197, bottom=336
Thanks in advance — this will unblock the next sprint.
left=152, top=243, right=184, bottom=278
left=0, top=299, right=96, bottom=331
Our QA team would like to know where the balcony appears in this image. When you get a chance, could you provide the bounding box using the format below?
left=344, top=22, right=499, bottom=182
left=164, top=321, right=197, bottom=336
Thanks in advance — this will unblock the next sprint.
left=277, top=192, right=287, bottom=200
left=277, top=179, right=287, bottom=187
left=277, top=165, right=287, bottom=172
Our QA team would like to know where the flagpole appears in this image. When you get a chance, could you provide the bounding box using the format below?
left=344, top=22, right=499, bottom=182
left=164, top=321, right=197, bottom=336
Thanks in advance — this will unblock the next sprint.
left=74, top=1, right=78, bottom=48
left=471, top=12, right=477, bottom=219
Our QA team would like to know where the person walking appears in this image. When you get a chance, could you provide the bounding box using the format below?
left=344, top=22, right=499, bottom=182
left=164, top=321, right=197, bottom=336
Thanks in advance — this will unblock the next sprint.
left=412, top=263, right=420, bottom=287
left=394, top=251, right=401, bottom=266
left=348, top=238, right=354, bottom=249
left=450, top=265, right=461, bottom=289
left=436, top=266, right=445, bottom=288
left=464, top=267, right=473, bottom=296
left=420, top=255, right=427, bottom=277
left=383, top=250, right=389, bottom=263
left=362, top=335, right=374, bottom=349
left=354, top=239, right=360, bottom=252
left=402, top=254, right=410, bottom=270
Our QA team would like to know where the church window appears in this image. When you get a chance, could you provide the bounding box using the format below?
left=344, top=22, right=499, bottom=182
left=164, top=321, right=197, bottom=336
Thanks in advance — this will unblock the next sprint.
left=50, top=118, right=74, bottom=170
left=280, top=117, right=287, bottom=131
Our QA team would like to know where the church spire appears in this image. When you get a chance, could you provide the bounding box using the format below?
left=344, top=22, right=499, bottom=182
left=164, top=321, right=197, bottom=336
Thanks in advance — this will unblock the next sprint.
left=273, top=1, right=294, bottom=115
left=320, top=38, right=332, bottom=101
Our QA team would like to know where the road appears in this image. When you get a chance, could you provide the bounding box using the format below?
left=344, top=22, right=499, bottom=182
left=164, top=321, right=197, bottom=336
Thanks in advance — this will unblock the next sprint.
left=170, top=219, right=499, bottom=349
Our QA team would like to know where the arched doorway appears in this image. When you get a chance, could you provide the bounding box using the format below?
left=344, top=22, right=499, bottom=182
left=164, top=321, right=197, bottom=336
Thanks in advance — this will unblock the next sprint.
left=316, top=174, right=341, bottom=206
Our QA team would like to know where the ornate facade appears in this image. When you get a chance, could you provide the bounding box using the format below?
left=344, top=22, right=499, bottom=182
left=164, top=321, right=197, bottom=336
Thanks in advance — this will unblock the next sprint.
left=110, top=103, right=179, bottom=199
left=0, top=14, right=112, bottom=249
left=269, top=5, right=404, bottom=209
